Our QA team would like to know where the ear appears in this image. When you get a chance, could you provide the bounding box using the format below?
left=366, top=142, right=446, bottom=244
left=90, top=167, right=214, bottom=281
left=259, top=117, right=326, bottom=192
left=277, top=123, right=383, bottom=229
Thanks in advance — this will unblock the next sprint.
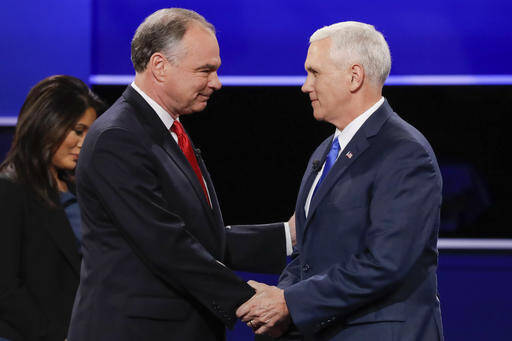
left=349, top=63, right=365, bottom=92
left=148, top=52, right=168, bottom=82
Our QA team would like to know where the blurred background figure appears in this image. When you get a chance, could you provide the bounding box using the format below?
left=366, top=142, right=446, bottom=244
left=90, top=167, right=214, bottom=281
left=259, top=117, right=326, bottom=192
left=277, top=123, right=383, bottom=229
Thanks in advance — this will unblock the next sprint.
left=0, top=75, right=104, bottom=341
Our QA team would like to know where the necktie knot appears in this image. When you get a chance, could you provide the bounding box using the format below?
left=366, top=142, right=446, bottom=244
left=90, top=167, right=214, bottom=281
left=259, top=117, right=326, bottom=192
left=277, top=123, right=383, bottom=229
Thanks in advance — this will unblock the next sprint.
left=170, top=120, right=184, bottom=136
left=330, top=137, right=341, bottom=156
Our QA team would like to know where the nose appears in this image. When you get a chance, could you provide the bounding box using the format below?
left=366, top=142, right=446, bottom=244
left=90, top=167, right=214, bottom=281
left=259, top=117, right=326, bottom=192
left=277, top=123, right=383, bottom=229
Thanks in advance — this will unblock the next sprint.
left=301, top=74, right=312, bottom=93
left=77, top=134, right=86, bottom=149
left=209, top=71, right=222, bottom=91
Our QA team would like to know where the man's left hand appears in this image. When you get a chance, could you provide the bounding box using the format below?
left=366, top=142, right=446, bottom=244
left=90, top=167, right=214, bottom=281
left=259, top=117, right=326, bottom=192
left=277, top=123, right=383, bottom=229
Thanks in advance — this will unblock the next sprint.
left=236, top=280, right=291, bottom=337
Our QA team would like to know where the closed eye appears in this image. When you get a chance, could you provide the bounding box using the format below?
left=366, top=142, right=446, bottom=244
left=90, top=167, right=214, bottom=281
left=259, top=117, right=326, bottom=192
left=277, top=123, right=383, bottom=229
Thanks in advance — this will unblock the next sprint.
left=306, top=67, right=319, bottom=77
left=196, top=63, right=220, bottom=73
left=73, top=124, right=88, bottom=136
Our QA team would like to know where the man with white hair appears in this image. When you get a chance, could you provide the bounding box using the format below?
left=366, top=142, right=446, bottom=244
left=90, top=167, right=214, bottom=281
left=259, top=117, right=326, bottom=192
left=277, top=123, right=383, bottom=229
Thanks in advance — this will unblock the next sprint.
left=237, top=21, right=444, bottom=340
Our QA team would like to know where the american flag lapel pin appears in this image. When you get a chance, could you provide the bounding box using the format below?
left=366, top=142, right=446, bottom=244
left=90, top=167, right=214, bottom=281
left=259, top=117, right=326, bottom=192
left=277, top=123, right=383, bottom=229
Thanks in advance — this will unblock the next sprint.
left=346, top=151, right=353, bottom=159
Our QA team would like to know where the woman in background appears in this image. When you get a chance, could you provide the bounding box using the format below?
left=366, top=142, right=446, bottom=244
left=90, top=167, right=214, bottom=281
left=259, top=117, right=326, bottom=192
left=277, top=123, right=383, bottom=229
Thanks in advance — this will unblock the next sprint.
left=0, top=75, right=104, bottom=341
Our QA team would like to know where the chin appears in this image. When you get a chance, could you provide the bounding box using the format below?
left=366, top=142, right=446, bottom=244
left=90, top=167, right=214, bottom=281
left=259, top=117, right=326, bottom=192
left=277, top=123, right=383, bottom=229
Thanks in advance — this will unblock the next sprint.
left=193, top=102, right=208, bottom=112
left=64, top=161, right=77, bottom=170
left=313, top=110, right=325, bottom=122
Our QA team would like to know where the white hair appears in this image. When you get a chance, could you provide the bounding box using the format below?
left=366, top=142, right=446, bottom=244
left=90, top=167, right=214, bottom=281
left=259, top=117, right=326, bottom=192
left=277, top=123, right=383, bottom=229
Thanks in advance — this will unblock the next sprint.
left=310, top=21, right=391, bottom=86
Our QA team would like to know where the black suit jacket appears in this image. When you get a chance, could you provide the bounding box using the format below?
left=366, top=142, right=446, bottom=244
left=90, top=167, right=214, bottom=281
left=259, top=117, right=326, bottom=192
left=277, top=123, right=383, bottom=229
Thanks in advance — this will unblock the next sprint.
left=68, top=86, right=286, bottom=341
left=0, top=178, right=81, bottom=341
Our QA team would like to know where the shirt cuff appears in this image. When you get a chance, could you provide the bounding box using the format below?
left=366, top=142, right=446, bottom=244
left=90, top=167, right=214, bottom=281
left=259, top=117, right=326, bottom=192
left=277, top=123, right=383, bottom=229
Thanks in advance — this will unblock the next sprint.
left=283, top=222, right=293, bottom=256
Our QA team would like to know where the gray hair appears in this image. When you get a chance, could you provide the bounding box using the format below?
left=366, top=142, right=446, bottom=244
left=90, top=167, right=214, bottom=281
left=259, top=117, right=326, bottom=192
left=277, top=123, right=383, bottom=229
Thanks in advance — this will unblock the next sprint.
left=131, top=8, right=215, bottom=72
left=310, top=21, right=391, bottom=86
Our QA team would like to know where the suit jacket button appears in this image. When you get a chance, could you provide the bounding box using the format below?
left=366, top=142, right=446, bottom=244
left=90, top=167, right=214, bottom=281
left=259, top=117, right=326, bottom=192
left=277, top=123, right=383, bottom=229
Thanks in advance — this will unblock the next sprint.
left=302, top=264, right=311, bottom=272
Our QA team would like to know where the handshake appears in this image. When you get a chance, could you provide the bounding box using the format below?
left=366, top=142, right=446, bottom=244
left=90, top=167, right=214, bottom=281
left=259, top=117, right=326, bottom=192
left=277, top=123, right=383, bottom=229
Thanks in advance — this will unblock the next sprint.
left=236, top=280, right=292, bottom=338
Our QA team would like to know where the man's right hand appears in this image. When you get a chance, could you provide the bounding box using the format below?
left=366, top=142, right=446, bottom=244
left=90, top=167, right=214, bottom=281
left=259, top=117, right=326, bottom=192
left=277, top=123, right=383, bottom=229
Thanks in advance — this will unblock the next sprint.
left=237, top=281, right=291, bottom=338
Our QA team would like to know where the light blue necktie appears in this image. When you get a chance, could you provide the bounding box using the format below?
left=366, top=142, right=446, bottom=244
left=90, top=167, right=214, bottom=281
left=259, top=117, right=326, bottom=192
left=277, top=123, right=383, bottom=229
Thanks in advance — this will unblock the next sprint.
left=313, top=137, right=340, bottom=197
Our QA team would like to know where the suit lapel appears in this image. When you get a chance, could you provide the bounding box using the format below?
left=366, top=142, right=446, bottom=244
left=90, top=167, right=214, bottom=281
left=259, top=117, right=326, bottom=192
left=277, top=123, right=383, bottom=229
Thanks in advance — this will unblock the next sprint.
left=195, top=149, right=224, bottom=226
left=304, top=135, right=370, bottom=231
left=195, top=151, right=228, bottom=257
left=297, top=171, right=318, bottom=222
left=303, top=100, right=394, bottom=232
left=121, top=87, right=218, bottom=227
left=296, top=138, right=332, bottom=222
left=36, top=203, right=81, bottom=275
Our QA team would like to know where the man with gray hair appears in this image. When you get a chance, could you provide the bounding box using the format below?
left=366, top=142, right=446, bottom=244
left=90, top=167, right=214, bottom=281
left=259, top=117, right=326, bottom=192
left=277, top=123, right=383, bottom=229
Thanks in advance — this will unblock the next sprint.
left=237, top=21, right=444, bottom=340
left=68, top=8, right=293, bottom=341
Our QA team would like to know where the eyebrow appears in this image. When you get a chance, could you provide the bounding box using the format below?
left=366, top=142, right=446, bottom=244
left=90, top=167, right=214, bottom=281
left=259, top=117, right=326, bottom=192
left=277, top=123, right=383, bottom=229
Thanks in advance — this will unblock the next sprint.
left=306, top=66, right=317, bottom=73
left=196, top=63, right=219, bottom=71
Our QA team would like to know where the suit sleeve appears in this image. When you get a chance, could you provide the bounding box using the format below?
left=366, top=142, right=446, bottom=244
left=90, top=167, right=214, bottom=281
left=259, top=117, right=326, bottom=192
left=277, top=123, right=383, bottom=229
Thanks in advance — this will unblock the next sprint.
left=0, top=180, right=49, bottom=341
left=85, top=129, right=254, bottom=328
left=224, top=223, right=287, bottom=274
left=277, top=247, right=301, bottom=289
left=283, top=141, right=442, bottom=334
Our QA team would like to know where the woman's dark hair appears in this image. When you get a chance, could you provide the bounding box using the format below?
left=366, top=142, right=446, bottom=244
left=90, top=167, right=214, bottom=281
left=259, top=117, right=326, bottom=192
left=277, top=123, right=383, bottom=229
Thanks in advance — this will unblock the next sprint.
left=0, top=75, right=105, bottom=206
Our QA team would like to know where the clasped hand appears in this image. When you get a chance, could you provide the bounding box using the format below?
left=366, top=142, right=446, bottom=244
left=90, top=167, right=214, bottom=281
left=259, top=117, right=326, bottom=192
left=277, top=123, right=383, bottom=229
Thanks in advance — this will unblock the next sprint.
left=236, top=280, right=291, bottom=338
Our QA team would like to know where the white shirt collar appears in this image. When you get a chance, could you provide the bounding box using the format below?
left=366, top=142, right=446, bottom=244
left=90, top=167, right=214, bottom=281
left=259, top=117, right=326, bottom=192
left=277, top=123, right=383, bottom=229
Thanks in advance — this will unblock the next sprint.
left=334, top=97, right=385, bottom=153
left=131, top=82, right=176, bottom=130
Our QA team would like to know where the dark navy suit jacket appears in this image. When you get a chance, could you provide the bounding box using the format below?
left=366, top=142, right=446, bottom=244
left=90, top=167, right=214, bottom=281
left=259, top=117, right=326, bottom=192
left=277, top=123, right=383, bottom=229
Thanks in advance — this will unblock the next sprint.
left=278, top=101, right=444, bottom=340
left=68, top=86, right=286, bottom=341
left=0, top=178, right=80, bottom=341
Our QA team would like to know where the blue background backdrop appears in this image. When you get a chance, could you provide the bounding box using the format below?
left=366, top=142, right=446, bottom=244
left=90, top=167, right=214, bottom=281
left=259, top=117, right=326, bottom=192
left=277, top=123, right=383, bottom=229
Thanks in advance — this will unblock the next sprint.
left=0, top=0, right=91, bottom=120
left=2, top=0, right=512, bottom=118
left=91, top=0, right=512, bottom=76
left=1, top=1, right=511, bottom=340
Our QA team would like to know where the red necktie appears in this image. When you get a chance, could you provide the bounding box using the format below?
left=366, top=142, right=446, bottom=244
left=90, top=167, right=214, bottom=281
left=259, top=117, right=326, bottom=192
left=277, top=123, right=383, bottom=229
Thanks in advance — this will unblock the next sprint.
left=171, top=121, right=211, bottom=207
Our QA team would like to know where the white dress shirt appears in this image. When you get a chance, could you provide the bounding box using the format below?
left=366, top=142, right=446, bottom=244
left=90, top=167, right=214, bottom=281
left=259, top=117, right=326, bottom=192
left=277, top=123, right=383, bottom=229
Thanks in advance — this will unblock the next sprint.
left=131, top=83, right=293, bottom=254
left=304, top=97, right=385, bottom=217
